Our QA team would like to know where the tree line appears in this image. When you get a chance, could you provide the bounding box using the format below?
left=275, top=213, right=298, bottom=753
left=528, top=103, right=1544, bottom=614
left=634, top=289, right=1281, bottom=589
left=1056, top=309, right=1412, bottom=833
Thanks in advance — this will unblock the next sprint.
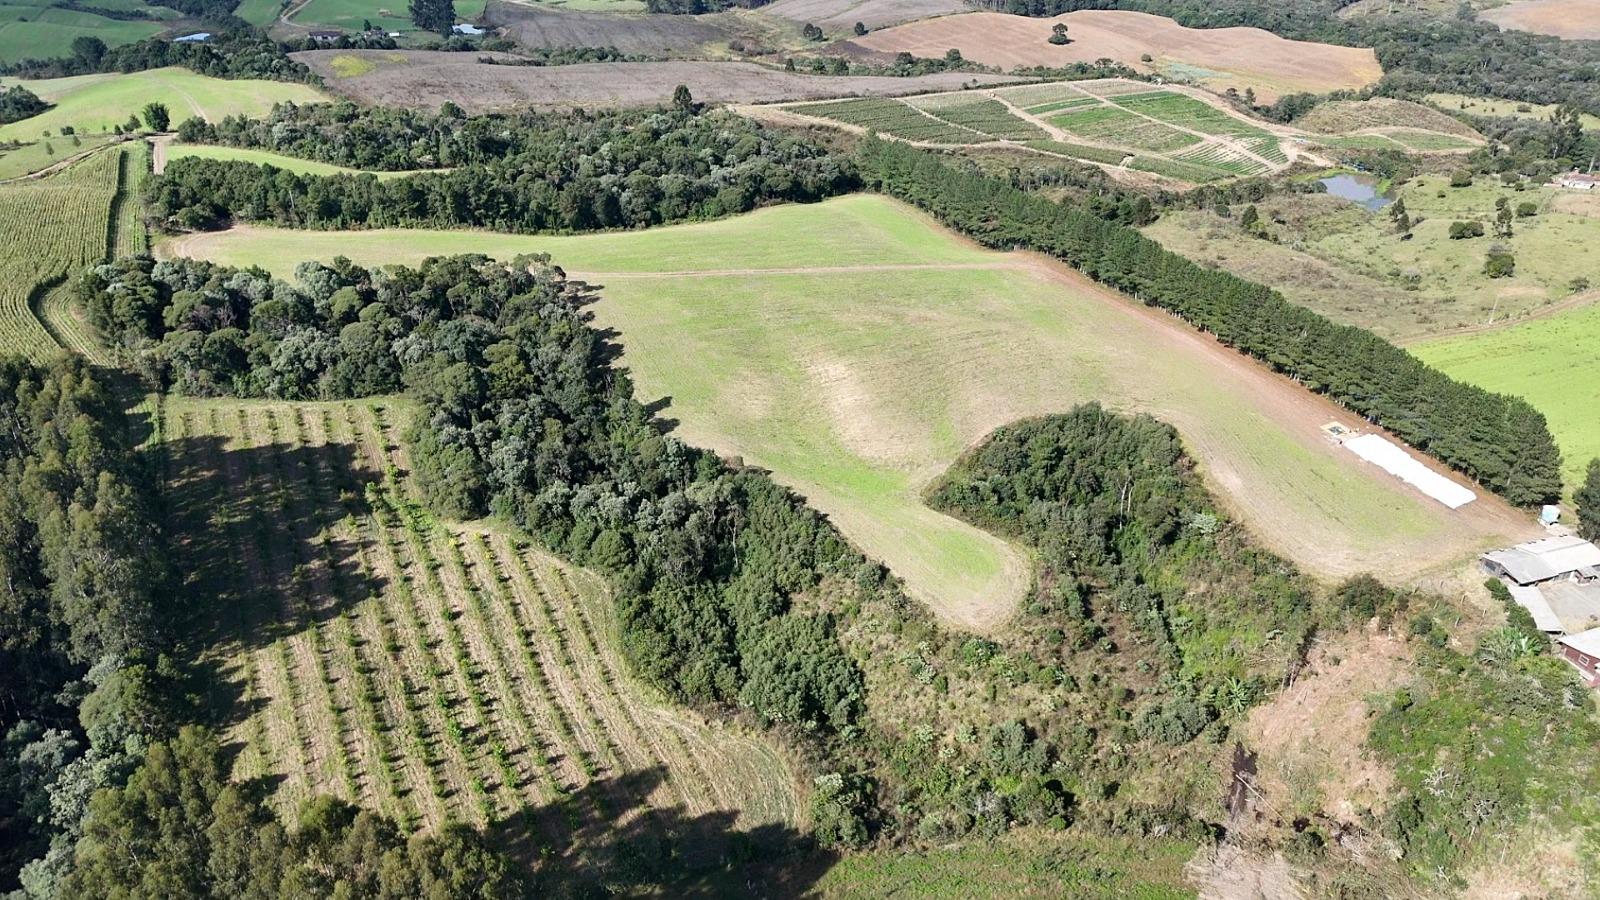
left=149, top=106, right=860, bottom=233
left=0, top=30, right=312, bottom=81
left=855, top=137, right=1562, bottom=505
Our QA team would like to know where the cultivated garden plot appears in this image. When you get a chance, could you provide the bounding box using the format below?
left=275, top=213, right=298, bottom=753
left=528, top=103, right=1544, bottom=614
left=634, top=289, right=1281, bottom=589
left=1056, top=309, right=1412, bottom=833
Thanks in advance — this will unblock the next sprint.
left=0, top=144, right=139, bottom=364
left=163, top=397, right=798, bottom=862
left=774, top=79, right=1304, bottom=183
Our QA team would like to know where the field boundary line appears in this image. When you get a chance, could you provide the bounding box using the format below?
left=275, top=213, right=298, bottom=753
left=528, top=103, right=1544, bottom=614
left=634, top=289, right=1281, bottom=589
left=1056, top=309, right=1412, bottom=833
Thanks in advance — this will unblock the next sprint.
left=569, top=261, right=1024, bottom=279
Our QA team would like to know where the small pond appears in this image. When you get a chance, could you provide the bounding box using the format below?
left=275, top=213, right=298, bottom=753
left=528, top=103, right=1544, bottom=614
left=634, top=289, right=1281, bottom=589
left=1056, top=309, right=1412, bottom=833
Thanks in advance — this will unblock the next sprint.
left=1318, top=173, right=1392, bottom=211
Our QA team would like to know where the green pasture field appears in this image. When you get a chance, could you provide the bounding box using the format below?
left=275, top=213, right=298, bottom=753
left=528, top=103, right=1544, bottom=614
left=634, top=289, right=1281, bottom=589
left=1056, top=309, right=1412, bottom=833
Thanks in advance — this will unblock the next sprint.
left=0, top=130, right=117, bottom=178
left=234, top=0, right=285, bottom=25
left=1414, top=302, right=1600, bottom=493
left=168, top=143, right=434, bottom=179
left=813, top=829, right=1197, bottom=898
left=0, top=0, right=167, bottom=65
left=286, top=0, right=486, bottom=33
left=1426, top=92, right=1600, bottom=130
left=164, top=195, right=1513, bottom=626
left=0, top=68, right=327, bottom=141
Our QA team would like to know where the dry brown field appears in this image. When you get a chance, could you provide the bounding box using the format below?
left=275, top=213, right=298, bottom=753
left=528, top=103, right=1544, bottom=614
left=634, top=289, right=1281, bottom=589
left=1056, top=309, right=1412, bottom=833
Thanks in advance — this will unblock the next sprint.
left=294, top=50, right=1019, bottom=110
left=761, top=0, right=967, bottom=31
left=1481, top=0, right=1600, bottom=39
left=851, top=10, right=1383, bottom=101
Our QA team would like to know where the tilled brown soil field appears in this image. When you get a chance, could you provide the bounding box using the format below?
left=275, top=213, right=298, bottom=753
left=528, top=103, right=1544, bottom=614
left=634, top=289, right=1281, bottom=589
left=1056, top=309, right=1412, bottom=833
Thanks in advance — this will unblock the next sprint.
left=294, top=50, right=1020, bottom=110
left=1481, top=0, right=1600, bottom=39
left=761, top=0, right=968, bottom=31
left=851, top=10, right=1383, bottom=101
left=167, top=396, right=800, bottom=872
left=485, top=1, right=732, bottom=53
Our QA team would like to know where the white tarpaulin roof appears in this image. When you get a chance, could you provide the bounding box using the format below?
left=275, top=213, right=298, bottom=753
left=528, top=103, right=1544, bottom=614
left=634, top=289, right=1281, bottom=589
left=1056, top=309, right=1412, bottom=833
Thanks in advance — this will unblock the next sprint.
left=1343, top=433, right=1477, bottom=509
left=1508, top=584, right=1563, bottom=632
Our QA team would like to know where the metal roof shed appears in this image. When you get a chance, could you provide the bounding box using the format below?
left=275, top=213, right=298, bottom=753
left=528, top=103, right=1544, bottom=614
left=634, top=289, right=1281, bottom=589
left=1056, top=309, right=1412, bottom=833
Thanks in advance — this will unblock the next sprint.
left=1508, top=584, right=1563, bottom=632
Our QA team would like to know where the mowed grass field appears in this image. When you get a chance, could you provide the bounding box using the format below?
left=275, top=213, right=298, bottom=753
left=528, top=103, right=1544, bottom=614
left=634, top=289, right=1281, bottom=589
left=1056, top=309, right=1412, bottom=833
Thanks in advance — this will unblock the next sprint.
left=165, top=395, right=798, bottom=861
left=1414, top=303, right=1600, bottom=493
left=0, top=0, right=168, bottom=65
left=0, top=68, right=327, bottom=141
left=167, top=143, right=434, bottom=179
left=164, top=196, right=1535, bottom=628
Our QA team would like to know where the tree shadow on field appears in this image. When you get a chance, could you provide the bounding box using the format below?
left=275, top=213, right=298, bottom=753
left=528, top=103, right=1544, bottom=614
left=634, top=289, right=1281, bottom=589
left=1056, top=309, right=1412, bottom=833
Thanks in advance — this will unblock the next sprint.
left=162, top=429, right=386, bottom=729
left=491, top=766, right=836, bottom=898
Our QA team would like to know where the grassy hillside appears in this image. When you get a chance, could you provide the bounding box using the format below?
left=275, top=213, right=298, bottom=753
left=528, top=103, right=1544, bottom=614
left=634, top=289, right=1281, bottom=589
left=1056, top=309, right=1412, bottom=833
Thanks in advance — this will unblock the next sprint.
left=1144, top=174, right=1600, bottom=342
left=1414, top=302, right=1600, bottom=493
left=0, top=0, right=168, bottom=65
left=0, top=68, right=326, bottom=141
left=162, top=195, right=1529, bottom=627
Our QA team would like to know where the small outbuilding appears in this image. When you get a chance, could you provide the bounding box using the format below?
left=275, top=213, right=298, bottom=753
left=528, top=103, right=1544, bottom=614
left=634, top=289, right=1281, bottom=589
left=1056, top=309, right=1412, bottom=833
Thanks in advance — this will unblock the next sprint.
left=1558, top=628, right=1600, bottom=687
left=1481, top=535, right=1600, bottom=586
left=1554, top=170, right=1600, bottom=191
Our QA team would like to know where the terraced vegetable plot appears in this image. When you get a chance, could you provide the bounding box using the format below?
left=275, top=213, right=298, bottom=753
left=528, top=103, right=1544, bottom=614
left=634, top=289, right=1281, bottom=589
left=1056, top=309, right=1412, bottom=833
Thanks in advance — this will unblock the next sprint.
left=1049, top=105, right=1201, bottom=153
left=0, top=147, right=121, bottom=363
left=906, top=96, right=1047, bottom=141
left=1111, top=90, right=1265, bottom=136
left=1173, top=143, right=1269, bottom=176
left=787, top=98, right=984, bottom=144
left=1023, top=140, right=1131, bottom=165
left=167, top=398, right=797, bottom=860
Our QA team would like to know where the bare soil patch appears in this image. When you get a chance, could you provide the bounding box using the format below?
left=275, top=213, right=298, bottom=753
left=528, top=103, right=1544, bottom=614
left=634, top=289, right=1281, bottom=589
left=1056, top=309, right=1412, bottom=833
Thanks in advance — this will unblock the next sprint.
left=1481, top=0, right=1600, bottom=40
left=761, top=0, right=966, bottom=31
left=851, top=10, right=1383, bottom=101
left=485, top=1, right=730, bottom=53
left=294, top=51, right=1019, bottom=110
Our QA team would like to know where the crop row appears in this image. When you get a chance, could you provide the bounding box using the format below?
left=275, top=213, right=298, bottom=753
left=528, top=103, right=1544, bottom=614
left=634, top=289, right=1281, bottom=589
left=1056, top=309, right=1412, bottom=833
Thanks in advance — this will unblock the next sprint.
left=910, top=98, right=1048, bottom=141
left=0, top=148, right=120, bottom=363
left=788, top=98, right=986, bottom=145
left=1111, top=91, right=1269, bottom=138
left=1050, top=105, right=1201, bottom=153
left=1023, top=140, right=1132, bottom=166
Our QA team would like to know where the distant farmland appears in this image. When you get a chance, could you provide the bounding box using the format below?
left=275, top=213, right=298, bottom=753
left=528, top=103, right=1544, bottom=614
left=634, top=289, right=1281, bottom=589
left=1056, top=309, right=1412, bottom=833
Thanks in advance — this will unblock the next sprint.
left=294, top=51, right=1019, bottom=111
left=849, top=10, right=1383, bottom=101
left=163, top=196, right=1533, bottom=627
left=1481, top=0, right=1600, bottom=40
left=166, top=396, right=798, bottom=859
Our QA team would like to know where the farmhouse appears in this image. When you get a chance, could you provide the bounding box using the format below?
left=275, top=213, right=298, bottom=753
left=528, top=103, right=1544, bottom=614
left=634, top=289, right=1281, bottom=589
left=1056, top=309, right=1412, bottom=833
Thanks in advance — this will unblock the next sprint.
left=1553, top=170, right=1600, bottom=190
left=1483, top=536, right=1600, bottom=635
left=309, top=30, right=344, bottom=42
left=1557, top=629, right=1600, bottom=687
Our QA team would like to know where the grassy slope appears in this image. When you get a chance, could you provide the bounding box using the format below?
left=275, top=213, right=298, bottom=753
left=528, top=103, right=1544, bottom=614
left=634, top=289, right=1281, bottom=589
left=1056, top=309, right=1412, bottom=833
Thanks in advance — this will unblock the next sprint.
left=0, top=68, right=327, bottom=141
left=813, top=829, right=1197, bottom=898
left=1413, top=302, right=1600, bottom=494
left=0, top=0, right=166, bottom=64
left=164, top=196, right=1523, bottom=627
left=1144, top=175, right=1600, bottom=342
left=286, top=0, right=486, bottom=32
left=0, top=130, right=118, bottom=178
left=168, top=143, right=433, bottom=179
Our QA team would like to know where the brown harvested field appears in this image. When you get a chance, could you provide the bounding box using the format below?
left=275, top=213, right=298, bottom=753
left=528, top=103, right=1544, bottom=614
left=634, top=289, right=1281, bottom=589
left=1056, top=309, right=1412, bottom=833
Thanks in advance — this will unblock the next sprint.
left=484, top=1, right=734, bottom=53
left=1481, top=0, right=1600, bottom=40
left=294, top=50, right=1021, bottom=110
left=851, top=10, right=1383, bottom=101
left=166, top=396, right=799, bottom=869
left=761, top=0, right=968, bottom=31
